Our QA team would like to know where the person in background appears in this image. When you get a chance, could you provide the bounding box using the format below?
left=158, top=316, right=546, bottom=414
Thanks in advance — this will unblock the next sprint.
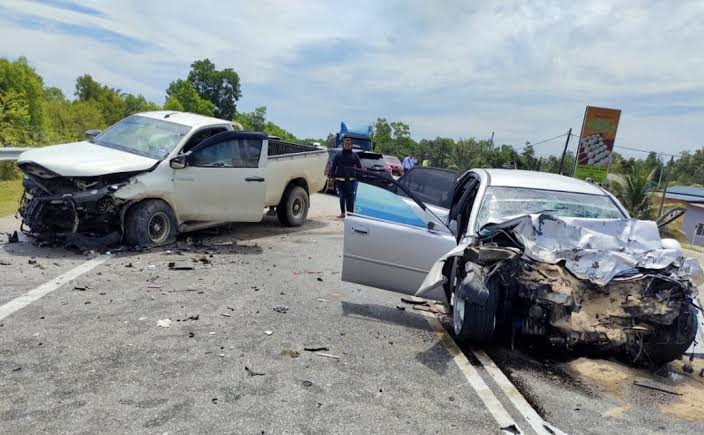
left=402, top=154, right=413, bottom=171
left=330, top=137, right=362, bottom=218
left=422, top=156, right=431, bottom=167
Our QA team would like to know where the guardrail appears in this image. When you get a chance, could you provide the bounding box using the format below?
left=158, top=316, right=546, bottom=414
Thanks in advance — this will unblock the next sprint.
left=0, top=147, right=30, bottom=162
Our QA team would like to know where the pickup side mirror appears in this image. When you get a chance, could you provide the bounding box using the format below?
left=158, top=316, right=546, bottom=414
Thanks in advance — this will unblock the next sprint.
left=170, top=155, right=187, bottom=169
left=85, top=129, right=102, bottom=143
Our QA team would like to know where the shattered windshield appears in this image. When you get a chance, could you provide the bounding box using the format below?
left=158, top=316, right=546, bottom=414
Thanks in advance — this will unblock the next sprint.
left=94, top=115, right=191, bottom=159
left=476, top=186, right=624, bottom=229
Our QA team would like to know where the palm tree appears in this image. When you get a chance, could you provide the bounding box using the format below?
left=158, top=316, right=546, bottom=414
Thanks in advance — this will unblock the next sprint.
left=612, top=162, right=656, bottom=219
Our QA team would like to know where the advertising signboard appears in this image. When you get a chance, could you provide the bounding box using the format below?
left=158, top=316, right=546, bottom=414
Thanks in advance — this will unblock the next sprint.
left=575, top=106, right=621, bottom=183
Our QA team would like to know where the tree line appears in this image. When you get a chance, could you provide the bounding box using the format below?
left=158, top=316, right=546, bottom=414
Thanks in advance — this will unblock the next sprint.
left=1, top=55, right=703, bottom=222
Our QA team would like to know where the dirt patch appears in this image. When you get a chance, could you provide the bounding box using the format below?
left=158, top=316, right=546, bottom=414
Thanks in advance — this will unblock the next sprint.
left=658, top=359, right=704, bottom=422
left=563, top=357, right=704, bottom=422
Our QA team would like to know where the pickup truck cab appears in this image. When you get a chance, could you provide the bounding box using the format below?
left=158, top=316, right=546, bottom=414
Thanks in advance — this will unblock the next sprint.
left=17, top=111, right=327, bottom=247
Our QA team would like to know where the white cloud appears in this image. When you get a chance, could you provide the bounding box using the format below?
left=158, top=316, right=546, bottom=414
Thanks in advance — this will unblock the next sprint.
left=0, top=0, right=702, bottom=156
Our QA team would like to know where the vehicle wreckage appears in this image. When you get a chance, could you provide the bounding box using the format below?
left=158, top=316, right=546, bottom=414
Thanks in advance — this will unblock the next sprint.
left=342, top=168, right=703, bottom=366
left=15, top=111, right=327, bottom=249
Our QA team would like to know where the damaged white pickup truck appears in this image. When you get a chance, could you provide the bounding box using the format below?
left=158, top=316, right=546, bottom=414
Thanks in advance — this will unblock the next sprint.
left=16, top=111, right=327, bottom=248
left=342, top=168, right=703, bottom=366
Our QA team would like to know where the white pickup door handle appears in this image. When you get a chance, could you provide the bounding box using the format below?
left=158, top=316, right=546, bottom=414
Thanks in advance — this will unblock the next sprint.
left=352, top=226, right=369, bottom=235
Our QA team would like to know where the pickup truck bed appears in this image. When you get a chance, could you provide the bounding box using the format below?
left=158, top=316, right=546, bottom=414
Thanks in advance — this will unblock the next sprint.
left=265, top=140, right=327, bottom=206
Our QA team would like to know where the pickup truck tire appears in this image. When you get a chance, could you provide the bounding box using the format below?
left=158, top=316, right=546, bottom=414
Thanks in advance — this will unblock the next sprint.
left=125, top=199, right=178, bottom=247
left=277, top=185, right=309, bottom=227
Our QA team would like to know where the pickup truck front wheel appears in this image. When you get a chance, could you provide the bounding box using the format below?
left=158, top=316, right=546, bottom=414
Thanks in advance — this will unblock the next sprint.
left=277, top=185, right=309, bottom=227
left=124, top=199, right=178, bottom=247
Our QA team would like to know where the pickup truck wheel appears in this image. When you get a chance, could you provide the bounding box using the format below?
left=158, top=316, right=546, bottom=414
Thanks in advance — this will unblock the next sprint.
left=452, top=264, right=497, bottom=345
left=277, top=185, right=309, bottom=227
left=125, top=200, right=177, bottom=247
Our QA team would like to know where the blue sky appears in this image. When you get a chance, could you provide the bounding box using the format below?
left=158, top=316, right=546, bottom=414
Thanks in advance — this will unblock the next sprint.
left=1, top=0, right=703, bottom=158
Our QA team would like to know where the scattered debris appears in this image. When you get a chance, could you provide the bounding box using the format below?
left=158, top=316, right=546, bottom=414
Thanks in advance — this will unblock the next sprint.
left=400, top=296, right=428, bottom=305
left=186, top=314, right=199, bottom=321
left=302, top=380, right=313, bottom=387
left=633, top=378, right=682, bottom=395
left=211, top=398, right=218, bottom=404
left=281, top=350, right=300, bottom=358
left=396, top=305, right=406, bottom=311
left=220, top=313, right=231, bottom=318
left=12, top=367, right=21, bottom=372
left=412, top=304, right=449, bottom=315
left=273, top=305, right=289, bottom=314
left=219, top=353, right=226, bottom=357
left=168, top=262, right=194, bottom=270
left=73, top=285, right=89, bottom=291
left=196, top=256, right=212, bottom=265
left=316, top=277, right=324, bottom=282
left=316, top=298, right=327, bottom=302
left=0, top=260, right=12, bottom=266
left=125, top=262, right=134, bottom=268
left=315, top=352, right=340, bottom=360
left=157, top=319, right=172, bottom=328
left=264, top=330, right=273, bottom=336
left=245, top=366, right=265, bottom=377
left=8, top=231, right=19, bottom=243
left=304, top=346, right=329, bottom=352
left=209, top=331, right=216, bottom=335
left=188, top=332, right=195, bottom=338
left=147, top=265, right=156, bottom=270
left=146, top=284, right=161, bottom=289
left=683, top=363, right=694, bottom=374
left=28, top=259, right=37, bottom=265
left=293, top=271, right=323, bottom=276
left=448, top=396, right=455, bottom=402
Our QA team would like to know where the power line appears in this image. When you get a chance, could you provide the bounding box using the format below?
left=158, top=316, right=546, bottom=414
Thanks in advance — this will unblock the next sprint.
left=569, top=133, right=679, bottom=158
left=517, top=132, right=569, bottom=150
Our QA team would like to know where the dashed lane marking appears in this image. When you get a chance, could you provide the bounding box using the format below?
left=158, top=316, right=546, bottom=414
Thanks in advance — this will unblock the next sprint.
left=0, top=256, right=109, bottom=321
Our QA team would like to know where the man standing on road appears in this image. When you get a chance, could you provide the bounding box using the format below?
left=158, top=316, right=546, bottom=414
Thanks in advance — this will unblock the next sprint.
left=331, top=137, right=362, bottom=218
left=402, top=154, right=416, bottom=171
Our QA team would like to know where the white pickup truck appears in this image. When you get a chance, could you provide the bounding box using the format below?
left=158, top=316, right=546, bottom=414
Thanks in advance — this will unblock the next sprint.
left=16, top=111, right=327, bottom=247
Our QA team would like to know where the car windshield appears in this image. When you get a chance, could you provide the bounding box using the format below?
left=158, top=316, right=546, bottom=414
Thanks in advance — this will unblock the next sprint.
left=476, top=186, right=624, bottom=229
left=94, top=115, right=191, bottom=159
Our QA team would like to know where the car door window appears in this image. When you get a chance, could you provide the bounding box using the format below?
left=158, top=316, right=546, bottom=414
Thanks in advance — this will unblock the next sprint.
left=189, top=138, right=262, bottom=168
left=181, top=127, right=228, bottom=153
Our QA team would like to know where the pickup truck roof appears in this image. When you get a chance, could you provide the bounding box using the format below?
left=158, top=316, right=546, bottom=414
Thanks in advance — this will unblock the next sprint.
left=137, top=111, right=242, bottom=130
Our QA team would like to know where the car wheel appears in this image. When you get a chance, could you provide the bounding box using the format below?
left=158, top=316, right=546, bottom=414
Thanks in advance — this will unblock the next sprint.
left=628, top=301, right=699, bottom=366
left=124, top=199, right=177, bottom=247
left=452, top=263, right=497, bottom=345
left=277, top=185, right=309, bottom=227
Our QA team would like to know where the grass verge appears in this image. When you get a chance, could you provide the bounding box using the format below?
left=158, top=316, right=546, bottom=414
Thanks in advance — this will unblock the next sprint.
left=0, top=178, right=23, bottom=217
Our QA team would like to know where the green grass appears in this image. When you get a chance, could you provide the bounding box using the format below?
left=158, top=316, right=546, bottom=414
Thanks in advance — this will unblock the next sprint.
left=0, top=179, right=23, bottom=217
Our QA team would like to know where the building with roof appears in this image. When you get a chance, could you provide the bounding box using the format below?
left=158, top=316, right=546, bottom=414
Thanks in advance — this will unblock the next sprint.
left=665, top=186, right=704, bottom=246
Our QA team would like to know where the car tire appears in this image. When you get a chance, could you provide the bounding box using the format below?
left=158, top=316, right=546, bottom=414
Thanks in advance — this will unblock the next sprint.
left=277, top=185, right=309, bottom=227
left=629, top=301, right=699, bottom=366
left=452, top=263, right=497, bottom=345
left=124, top=199, right=178, bottom=247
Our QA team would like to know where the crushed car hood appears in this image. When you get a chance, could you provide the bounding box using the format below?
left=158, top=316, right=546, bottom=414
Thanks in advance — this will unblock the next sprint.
left=17, top=141, right=158, bottom=177
left=419, top=214, right=704, bottom=294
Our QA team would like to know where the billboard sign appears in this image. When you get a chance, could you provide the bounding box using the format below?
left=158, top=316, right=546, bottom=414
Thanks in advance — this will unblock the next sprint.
left=575, top=106, right=621, bottom=183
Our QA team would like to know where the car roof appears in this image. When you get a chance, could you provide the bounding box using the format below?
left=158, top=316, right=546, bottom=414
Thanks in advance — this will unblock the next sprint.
left=136, top=111, right=234, bottom=129
left=475, top=168, right=607, bottom=195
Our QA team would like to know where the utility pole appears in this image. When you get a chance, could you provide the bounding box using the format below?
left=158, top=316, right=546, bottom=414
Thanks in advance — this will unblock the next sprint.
left=489, top=131, right=495, bottom=148
left=657, top=155, right=675, bottom=218
left=558, top=128, right=572, bottom=175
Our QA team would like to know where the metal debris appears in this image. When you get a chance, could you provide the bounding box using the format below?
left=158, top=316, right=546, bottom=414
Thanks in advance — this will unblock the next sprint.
left=220, top=313, right=231, bottom=318
left=304, top=346, right=329, bottom=352
left=245, top=366, right=265, bottom=377
left=168, top=261, right=194, bottom=270
left=400, top=296, right=428, bottom=305
left=315, top=352, right=340, bottom=360
left=273, top=305, right=289, bottom=314
left=157, top=319, right=172, bottom=328
left=264, top=330, right=273, bottom=336
left=633, top=378, right=682, bottom=395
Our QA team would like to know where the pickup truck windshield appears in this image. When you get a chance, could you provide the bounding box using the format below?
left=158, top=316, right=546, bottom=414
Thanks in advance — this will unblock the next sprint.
left=477, top=186, right=625, bottom=229
left=95, top=115, right=191, bottom=159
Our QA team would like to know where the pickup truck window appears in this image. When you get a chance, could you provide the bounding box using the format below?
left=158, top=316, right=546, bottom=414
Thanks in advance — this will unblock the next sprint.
left=95, top=115, right=191, bottom=160
left=190, top=138, right=262, bottom=168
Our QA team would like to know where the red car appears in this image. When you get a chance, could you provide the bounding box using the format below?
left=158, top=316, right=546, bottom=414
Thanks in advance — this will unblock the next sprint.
left=383, top=155, right=404, bottom=177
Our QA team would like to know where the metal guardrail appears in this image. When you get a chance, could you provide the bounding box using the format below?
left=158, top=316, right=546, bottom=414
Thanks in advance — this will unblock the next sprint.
left=0, top=147, right=30, bottom=162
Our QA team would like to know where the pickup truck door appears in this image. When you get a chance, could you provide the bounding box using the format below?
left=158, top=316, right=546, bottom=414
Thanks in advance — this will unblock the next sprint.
left=172, top=131, right=268, bottom=222
left=342, top=178, right=457, bottom=299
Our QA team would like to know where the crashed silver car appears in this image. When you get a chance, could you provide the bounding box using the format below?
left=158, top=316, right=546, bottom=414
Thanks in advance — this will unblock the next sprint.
left=342, top=168, right=703, bottom=366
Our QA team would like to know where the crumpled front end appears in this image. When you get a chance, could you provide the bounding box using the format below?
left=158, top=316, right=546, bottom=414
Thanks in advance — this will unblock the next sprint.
left=18, top=163, right=138, bottom=249
left=449, top=214, right=703, bottom=366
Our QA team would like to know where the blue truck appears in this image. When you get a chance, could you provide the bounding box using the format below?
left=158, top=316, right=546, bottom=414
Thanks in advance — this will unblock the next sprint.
left=335, top=121, right=373, bottom=151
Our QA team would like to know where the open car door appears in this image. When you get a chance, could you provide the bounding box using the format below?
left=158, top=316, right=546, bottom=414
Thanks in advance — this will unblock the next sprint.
left=342, top=174, right=457, bottom=300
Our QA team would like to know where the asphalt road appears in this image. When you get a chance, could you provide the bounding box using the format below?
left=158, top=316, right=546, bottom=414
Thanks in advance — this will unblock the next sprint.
left=1, top=194, right=703, bottom=434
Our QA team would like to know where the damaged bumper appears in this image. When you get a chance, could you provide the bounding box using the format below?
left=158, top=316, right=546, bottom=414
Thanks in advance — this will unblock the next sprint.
left=18, top=172, right=133, bottom=248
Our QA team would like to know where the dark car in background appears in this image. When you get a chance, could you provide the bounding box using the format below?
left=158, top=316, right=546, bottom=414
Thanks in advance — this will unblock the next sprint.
left=323, top=149, right=393, bottom=193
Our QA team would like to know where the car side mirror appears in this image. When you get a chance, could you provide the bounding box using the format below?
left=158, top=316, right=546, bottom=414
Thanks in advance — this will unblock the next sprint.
left=85, top=129, right=102, bottom=143
left=170, top=155, right=187, bottom=169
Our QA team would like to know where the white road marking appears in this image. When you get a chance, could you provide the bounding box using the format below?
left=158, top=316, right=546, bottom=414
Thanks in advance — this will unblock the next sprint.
left=0, top=256, right=108, bottom=321
left=426, top=316, right=523, bottom=434
left=472, top=348, right=566, bottom=435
